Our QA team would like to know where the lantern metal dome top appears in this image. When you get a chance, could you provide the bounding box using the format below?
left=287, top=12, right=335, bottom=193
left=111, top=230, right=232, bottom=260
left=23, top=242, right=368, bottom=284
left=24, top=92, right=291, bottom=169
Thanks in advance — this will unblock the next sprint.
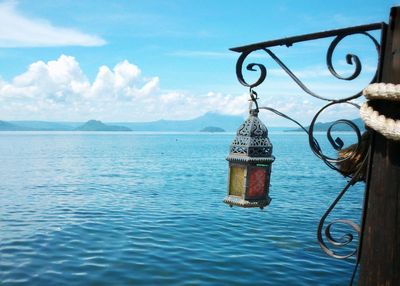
left=227, top=109, right=275, bottom=164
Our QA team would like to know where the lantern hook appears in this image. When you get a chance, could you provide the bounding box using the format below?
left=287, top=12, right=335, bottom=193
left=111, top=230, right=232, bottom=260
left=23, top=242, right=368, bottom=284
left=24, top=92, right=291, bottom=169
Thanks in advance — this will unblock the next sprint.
left=249, top=87, right=259, bottom=112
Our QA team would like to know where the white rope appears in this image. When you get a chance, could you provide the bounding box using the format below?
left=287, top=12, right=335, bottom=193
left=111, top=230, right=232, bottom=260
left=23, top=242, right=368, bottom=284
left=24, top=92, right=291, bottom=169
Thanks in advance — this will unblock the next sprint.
left=360, top=83, right=400, bottom=141
left=362, top=83, right=400, bottom=101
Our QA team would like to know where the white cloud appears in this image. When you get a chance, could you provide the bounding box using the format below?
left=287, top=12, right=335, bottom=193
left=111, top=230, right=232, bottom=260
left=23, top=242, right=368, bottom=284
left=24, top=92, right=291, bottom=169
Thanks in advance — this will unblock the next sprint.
left=0, top=1, right=105, bottom=47
left=0, top=55, right=249, bottom=121
left=4, top=55, right=89, bottom=103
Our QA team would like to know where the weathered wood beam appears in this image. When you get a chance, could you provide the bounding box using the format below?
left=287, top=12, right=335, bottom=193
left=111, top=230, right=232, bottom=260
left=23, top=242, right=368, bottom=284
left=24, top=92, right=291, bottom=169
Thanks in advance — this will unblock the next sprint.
left=358, top=6, right=400, bottom=286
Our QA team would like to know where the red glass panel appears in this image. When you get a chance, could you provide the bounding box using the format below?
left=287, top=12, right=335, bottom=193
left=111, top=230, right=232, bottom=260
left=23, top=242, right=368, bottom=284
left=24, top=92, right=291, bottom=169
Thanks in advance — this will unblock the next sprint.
left=247, top=168, right=267, bottom=198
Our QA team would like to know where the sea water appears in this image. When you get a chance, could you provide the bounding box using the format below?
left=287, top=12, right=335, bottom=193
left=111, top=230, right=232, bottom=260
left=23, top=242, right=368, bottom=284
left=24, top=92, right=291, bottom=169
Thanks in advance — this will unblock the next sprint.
left=0, top=132, right=364, bottom=285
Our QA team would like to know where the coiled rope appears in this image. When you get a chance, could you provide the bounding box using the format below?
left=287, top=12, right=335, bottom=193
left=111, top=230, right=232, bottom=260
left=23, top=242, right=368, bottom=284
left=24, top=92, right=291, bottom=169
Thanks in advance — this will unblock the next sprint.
left=360, top=83, right=400, bottom=141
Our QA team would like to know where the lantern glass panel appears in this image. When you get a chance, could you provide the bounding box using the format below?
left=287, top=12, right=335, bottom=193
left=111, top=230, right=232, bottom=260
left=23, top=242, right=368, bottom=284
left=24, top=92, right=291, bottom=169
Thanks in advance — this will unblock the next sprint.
left=229, top=166, right=246, bottom=197
left=247, top=167, right=268, bottom=199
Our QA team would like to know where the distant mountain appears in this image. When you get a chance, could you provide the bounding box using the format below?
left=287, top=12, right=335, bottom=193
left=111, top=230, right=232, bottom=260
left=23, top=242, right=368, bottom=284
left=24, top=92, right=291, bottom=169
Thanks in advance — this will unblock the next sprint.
left=0, top=121, right=28, bottom=131
left=290, top=118, right=365, bottom=132
left=114, top=112, right=245, bottom=132
left=75, top=120, right=131, bottom=131
left=200, top=126, right=225, bottom=132
left=10, top=121, right=80, bottom=131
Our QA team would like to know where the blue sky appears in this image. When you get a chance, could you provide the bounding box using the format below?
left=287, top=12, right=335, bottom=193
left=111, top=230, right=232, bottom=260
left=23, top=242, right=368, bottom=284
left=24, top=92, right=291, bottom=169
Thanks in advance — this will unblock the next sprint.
left=0, top=0, right=398, bottom=125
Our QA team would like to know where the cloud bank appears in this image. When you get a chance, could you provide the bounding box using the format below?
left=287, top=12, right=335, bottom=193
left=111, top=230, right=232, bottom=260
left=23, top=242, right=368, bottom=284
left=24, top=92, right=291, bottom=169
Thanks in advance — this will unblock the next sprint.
left=0, top=55, right=248, bottom=121
left=0, top=55, right=370, bottom=124
left=0, top=2, right=105, bottom=47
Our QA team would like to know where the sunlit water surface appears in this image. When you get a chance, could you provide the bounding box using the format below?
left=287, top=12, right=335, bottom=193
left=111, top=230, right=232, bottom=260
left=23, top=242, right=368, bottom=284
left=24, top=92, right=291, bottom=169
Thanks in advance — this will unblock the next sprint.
left=0, top=132, right=364, bottom=285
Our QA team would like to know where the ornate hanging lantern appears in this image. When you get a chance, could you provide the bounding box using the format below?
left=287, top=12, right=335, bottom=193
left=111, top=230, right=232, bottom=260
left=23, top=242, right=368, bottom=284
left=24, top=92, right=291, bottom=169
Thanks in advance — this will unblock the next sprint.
left=224, top=108, right=275, bottom=209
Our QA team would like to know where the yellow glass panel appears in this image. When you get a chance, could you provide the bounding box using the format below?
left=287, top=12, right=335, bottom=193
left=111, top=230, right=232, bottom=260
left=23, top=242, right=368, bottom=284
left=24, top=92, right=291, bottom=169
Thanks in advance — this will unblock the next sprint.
left=229, top=166, right=245, bottom=197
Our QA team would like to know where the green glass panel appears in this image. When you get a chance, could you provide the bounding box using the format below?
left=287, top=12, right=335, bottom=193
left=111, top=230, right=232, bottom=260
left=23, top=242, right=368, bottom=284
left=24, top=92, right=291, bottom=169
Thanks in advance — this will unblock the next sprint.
left=229, top=166, right=245, bottom=197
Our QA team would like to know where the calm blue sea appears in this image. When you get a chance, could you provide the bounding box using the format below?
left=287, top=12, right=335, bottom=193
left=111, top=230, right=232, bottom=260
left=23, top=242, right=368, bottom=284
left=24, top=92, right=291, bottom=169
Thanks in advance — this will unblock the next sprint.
left=0, top=132, right=364, bottom=285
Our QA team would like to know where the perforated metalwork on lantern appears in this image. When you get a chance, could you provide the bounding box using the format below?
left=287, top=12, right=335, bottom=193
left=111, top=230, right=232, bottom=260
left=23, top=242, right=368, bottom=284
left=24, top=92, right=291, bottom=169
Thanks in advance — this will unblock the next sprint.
left=224, top=109, right=275, bottom=209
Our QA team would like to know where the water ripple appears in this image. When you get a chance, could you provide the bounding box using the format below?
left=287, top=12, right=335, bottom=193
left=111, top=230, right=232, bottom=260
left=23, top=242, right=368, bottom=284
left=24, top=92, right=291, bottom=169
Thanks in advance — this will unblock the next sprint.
left=0, top=133, right=363, bottom=285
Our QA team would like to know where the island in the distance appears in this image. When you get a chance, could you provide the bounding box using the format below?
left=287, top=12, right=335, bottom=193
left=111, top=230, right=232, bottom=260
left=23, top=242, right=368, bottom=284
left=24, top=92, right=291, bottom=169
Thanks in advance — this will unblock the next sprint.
left=289, top=118, right=365, bottom=132
left=200, top=126, right=225, bottom=132
left=75, top=120, right=131, bottom=131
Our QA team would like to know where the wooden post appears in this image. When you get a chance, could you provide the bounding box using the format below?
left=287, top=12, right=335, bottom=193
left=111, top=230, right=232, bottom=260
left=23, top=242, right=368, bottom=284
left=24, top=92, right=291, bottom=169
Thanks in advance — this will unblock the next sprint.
left=358, top=6, right=400, bottom=286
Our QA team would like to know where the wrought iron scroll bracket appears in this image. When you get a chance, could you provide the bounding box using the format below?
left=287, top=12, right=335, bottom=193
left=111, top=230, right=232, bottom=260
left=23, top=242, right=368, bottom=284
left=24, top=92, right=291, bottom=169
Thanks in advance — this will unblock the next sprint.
left=234, top=23, right=384, bottom=102
left=231, top=22, right=387, bottom=262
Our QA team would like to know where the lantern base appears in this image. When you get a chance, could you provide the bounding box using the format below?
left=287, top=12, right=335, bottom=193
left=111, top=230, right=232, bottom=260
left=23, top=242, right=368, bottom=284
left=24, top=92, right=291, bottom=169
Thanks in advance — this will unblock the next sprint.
left=223, top=196, right=271, bottom=209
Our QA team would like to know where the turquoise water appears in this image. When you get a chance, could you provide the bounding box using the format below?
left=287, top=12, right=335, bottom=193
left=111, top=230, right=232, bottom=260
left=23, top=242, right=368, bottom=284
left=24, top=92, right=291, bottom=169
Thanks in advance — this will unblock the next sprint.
left=0, top=132, right=364, bottom=285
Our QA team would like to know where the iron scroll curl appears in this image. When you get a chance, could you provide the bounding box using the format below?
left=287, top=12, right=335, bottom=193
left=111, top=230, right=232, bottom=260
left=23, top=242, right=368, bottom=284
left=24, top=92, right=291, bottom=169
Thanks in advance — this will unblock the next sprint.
left=326, top=32, right=380, bottom=82
left=235, top=50, right=267, bottom=88
left=308, top=101, right=362, bottom=173
left=316, top=152, right=368, bottom=260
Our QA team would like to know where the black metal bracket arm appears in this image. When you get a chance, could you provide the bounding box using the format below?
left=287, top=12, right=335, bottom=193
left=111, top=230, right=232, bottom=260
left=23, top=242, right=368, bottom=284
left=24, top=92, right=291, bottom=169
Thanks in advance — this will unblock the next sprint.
left=230, top=23, right=384, bottom=52
left=230, top=22, right=387, bottom=272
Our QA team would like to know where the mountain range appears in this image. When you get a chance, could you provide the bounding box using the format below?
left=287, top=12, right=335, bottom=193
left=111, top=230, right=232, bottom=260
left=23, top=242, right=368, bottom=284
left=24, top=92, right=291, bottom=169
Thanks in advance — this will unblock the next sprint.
left=0, top=113, right=365, bottom=132
left=0, top=112, right=245, bottom=132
